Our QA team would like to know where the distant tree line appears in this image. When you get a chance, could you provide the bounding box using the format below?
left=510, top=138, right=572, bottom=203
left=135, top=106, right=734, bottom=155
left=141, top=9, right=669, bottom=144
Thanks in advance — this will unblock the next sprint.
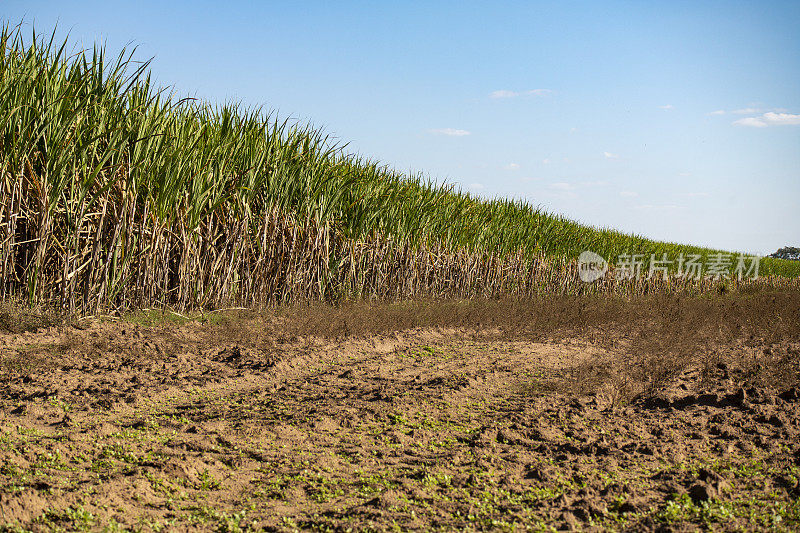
left=770, top=247, right=800, bottom=261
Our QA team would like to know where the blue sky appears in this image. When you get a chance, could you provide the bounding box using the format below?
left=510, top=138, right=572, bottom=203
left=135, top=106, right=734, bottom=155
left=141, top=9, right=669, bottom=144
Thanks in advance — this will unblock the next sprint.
left=4, top=1, right=799, bottom=255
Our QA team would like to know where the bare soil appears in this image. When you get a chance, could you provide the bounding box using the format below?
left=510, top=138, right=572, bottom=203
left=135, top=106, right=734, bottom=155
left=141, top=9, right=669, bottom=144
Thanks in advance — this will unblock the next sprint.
left=1, top=294, right=799, bottom=531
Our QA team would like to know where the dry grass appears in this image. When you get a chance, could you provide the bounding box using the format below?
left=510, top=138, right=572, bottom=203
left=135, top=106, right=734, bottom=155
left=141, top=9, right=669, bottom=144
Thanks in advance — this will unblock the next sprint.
left=253, top=291, right=800, bottom=342
left=0, top=299, right=64, bottom=334
left=225, top=292, right=800, bottom=405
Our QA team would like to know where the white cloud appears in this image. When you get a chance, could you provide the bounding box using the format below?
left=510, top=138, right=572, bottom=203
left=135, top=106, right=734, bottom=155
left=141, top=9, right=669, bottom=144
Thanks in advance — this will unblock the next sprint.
left=429, top=128, right=471, bottom=136
left=467, top=183, right=484, bottom=190
left=504, top=163, right=521, bottom=170
left=581, top=180, right=609, bottom=186
left=620, top=190, right=638, bottom=198
left=659, top=104, right=674, bottom=110
left=490, top=89, right=553, bottom=99
left=710, top=106, right=794, bottom=119
left=762, top=112, right=800, bottom=125
left=733, top=112, right=800, bottom=128
left=490, top=90, right=518, bottom=99
left=678, top=172, right=691, bottom=177
left=685, top=192, right=710, bottom=198
left=603, top=151, right=619, bottom=159
left=733, top=117, right=768, bottom=128
left=550, top=182, right=575, bottom=191
left=542, top=158, right=551, bottom=165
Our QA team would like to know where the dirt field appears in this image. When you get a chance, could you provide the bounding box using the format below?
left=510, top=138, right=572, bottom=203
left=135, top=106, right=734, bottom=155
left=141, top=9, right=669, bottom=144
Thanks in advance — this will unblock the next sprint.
left=1, top=294, right=799, bottom=531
